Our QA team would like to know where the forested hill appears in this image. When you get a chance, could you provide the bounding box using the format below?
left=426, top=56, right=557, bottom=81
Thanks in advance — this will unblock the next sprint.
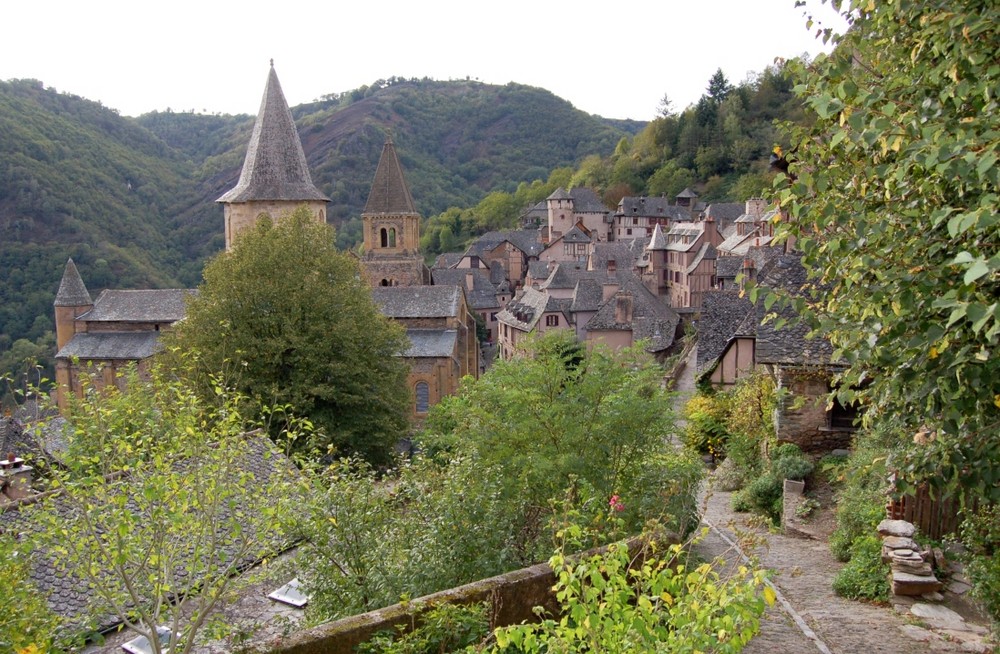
left=0, top=76, right=641, bottom=387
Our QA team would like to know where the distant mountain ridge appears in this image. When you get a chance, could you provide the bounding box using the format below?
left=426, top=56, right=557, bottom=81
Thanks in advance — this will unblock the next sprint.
left=0, top=76, right=642, bottom=379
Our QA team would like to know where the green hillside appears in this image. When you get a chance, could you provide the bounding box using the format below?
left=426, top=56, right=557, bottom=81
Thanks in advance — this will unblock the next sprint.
left=0, top=76, right=641, bottom=390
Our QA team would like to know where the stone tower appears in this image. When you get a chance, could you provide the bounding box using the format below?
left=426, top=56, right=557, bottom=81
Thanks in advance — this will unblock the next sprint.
left=53, top=258, right=92, bottom=351
left=360, top=135, right=431, bottom=287
left=217, top=61, right=329, bottom=250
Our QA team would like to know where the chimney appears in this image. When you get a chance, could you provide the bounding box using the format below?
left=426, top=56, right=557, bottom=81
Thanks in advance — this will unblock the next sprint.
left=739, top=258, right=756, bottom=289
left=465, top=271, right=475, bottom=291
left=614, top=292, right=634, bottom=324
left=607, top=259, right=617, bottom=274
left=602, top=280, right=621, bottom=301
left=746, top=198, right=767, bottom=219
left=0, top=454, right=34, bottom=501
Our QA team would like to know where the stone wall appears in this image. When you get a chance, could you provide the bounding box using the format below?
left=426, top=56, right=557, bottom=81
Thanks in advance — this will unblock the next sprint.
left=774, top=366, right=853, bottom=452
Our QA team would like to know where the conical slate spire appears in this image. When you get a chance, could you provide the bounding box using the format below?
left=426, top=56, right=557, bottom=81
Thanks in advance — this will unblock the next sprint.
left=363, top=135, right=417, bottom=215
left=217, top=63, right=328, bottom=203
left=54, top=258, right=92, bottom=306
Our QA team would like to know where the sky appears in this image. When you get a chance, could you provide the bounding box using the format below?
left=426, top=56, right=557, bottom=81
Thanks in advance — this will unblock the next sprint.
left=1, top=1, right=848, bottom=121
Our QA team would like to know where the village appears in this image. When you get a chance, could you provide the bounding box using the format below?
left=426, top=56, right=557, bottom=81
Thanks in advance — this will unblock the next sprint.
left=2, top=9, right=998, bottom=649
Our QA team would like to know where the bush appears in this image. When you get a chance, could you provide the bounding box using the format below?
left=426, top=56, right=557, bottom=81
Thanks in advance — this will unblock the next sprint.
left=829, top=429, right=893, bottom=562
left=731, top=488, right=753, bottom=513
left=772, top=452, right=814, bottom=482
left=961, top=505, right=1000, bottom=625
left=356, top=602, right=489, bottom=654
left=832, top=536, right=890, bottom=603
left=683, top=394, right=730, bottom=457
left=745, top=474, right=784, bottom=525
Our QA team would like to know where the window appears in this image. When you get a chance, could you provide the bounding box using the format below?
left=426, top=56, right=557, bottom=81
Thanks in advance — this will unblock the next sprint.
left=388, top=227, right=397, bottom=247
left=546, top=315, right=559, bottom=327
left=490, top=312, right=498, bottom=321
left=415, top=381, right=430, bottom=414
left=626, top=228, right=632, bottom=235
left=380, top=228, right=388, bottom=247
left=828, top=385, right=862, bottom=430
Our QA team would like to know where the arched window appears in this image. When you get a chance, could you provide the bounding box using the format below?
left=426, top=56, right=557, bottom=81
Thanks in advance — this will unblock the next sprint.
left=415, top=382, right=430, bottom=414
left=388, top=228, right=397, bottom=248
left=380, top=228, right=388, bottom=247
left=381, top=279, right=389, bottom=286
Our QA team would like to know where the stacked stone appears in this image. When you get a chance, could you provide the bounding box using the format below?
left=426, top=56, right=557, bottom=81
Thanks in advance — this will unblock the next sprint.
left=877, top=519, right=942, bottom=596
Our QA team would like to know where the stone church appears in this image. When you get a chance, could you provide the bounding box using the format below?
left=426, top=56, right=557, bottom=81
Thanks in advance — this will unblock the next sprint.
left=53, top=62, right=477, bottom=421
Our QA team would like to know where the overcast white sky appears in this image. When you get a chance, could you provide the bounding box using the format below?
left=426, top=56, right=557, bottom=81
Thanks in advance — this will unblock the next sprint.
left=1, top=1, right=847, bottom=121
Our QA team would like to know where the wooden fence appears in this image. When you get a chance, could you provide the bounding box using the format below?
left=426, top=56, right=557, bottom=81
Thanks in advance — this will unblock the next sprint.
left=886, top=483, right=976, bottom=541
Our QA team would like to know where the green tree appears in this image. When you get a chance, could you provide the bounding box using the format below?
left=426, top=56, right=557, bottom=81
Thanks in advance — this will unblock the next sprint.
left=777, top=0, right=1000, bottom=498
left=27, top=367, right=294, bottom=654
left=707, top=68, right=733, bottom=103
left=167, top=207, right=411, bottom=465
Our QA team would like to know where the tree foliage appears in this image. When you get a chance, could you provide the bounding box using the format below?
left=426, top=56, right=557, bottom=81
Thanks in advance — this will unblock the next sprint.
left=777, top=0, right=1000, bottom=499
left=24, top=366, right=293, bottom=654
left=166, top=208, right=410, bottom=465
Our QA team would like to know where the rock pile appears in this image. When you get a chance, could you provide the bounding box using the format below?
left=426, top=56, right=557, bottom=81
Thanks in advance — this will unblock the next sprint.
left=877, top=519, right=942, bottom=596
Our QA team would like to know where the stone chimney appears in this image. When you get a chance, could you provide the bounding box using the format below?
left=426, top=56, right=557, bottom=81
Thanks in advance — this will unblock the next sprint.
left=602, top=279, right=621, bottom=302
left=745, top=198, right=767, bottom=219
left=0, top=454, right=34, bottom=501
left=465, top=271, right=475, bottom=291
left=615, top=292, right=634, bottom=324
left=739, top=258, right=756, bottom=289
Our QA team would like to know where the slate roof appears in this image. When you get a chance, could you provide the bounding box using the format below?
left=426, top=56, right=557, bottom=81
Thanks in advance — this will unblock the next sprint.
left=570, top=278, right=605, bottom=313
left=715, top=256, right=744, bottom=280
left=363, top=136, right=418, bottom=215
left=561, top=224, right=592, bottom=243
left=703, top=203, right=745, bottom=223
left=403, top=329, right=458, bottom=359
left=217, top=64, right=328, bottom=204
left=0, top=417, right=43, bottom=463
left=0, top=433, right=297, bottom=633
left=432, top=253, right=463, bottom=269
left=591, top=240, right=646, bottom=273
left=431, top=269, right=500, bottom=311
left=539, top=261, right=604, bottom=292
left=466, top=230, right=544, bottom=259
left=547, top=187, right=572, bottom=200
left=754, top=255, right=836, bottom=366
left=55, top=332, right=163, bottom=361
left=686, top=243, right=718, bottom=274
left=665, top=223, right=705, bottom=252
left=80, top=289, right=195, bottom=323
left=676, top=188, right=699, bottom=199
left=527, top=260, right=553, bottom=284
left=566, top=187, right=609, bottom=213
left=372, top=285, right=462, bottom=319
left=54, top=259, right=92, bottom=307
left=648, top=223, right=668, bottom=250
left=615, top=196, right=688, bottom=221
left=497, top=287, right=553, bottom=332
left=585, top=279, right=679, bottom=353
left=697, top=290, right=755, bottom=373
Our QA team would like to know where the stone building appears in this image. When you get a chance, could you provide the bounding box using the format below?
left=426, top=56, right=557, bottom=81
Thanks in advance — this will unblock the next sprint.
left=372, top=286, right=478, bottom=420
left=359, top=136, right=431, bottom=287
left=216, top=62, right=329, bottom=250
left=543, top=187, right=611, bottom=243
left=53, top=259, right=193, bottom=411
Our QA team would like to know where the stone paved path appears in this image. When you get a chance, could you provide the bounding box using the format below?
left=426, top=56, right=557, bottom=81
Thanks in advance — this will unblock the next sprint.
left=672, top=344, right=994, bottom=653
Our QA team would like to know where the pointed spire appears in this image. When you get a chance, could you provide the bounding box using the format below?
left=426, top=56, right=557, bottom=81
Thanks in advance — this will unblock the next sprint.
left=363, top=135, right=417, bottom=215
left=54, top=258, right=92, bottom=306
left=217, top=63, right=328, bottom=203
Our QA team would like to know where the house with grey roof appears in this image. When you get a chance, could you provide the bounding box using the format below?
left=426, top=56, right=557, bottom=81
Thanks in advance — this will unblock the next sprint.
left=717, top=198, right=778, bottom=257
left=696, top=255, right=855, bottom=451
left=544, top=187, right=611, bottom=244
left=646, top=215, right=723, bottom=308
left=539, top=222, right=592, bottom=264
left=452, top=229, right=544, bottom=288
left=52, top=259, right=195, bottom=412
left=495, top=286, right=573, bottom=360
left=584, top=277, right=680, bottom=359
left=431, top=267, right=511, bottom=344
left=613, top=196, right=690, bottom=241
left=217, top=62, right=329, bottom=250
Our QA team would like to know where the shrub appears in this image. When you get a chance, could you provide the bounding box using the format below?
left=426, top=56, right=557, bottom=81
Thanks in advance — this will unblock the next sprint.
left=961, top=505, right=1000, bottom=625
left=356, top=602, right=489, bottom=654
left=492, top=536, right=772, bottom=653
left=829, top=429, right=893, bottom=562
left=772, top=452, right=814, bottom=482
left=832, top=536, right=890, bottom=602
left=731, top=488, right=753, bottom=513
left=683, top=394, right=730, bottom=457
left=745, top=474, right=784, bottom=525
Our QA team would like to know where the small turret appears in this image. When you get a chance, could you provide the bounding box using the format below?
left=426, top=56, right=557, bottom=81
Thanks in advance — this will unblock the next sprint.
left=54, top=258, right=92, bottom=350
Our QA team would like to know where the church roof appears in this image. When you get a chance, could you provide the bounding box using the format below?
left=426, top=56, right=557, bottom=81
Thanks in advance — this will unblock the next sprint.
left=55, top=332, right=163, bottom=361
left=372, top=285, right=463, bottom=319
left=217, top=63, right=328, bottom=204
left=364, top=136, right=418, bottom=215
left=403, top=329, right=459, bottom=359
left=547, top=187, right=572, bottom=201
left=80, top=289, right=195, bottom=323
left=54, top=259, right=92, bottom=307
